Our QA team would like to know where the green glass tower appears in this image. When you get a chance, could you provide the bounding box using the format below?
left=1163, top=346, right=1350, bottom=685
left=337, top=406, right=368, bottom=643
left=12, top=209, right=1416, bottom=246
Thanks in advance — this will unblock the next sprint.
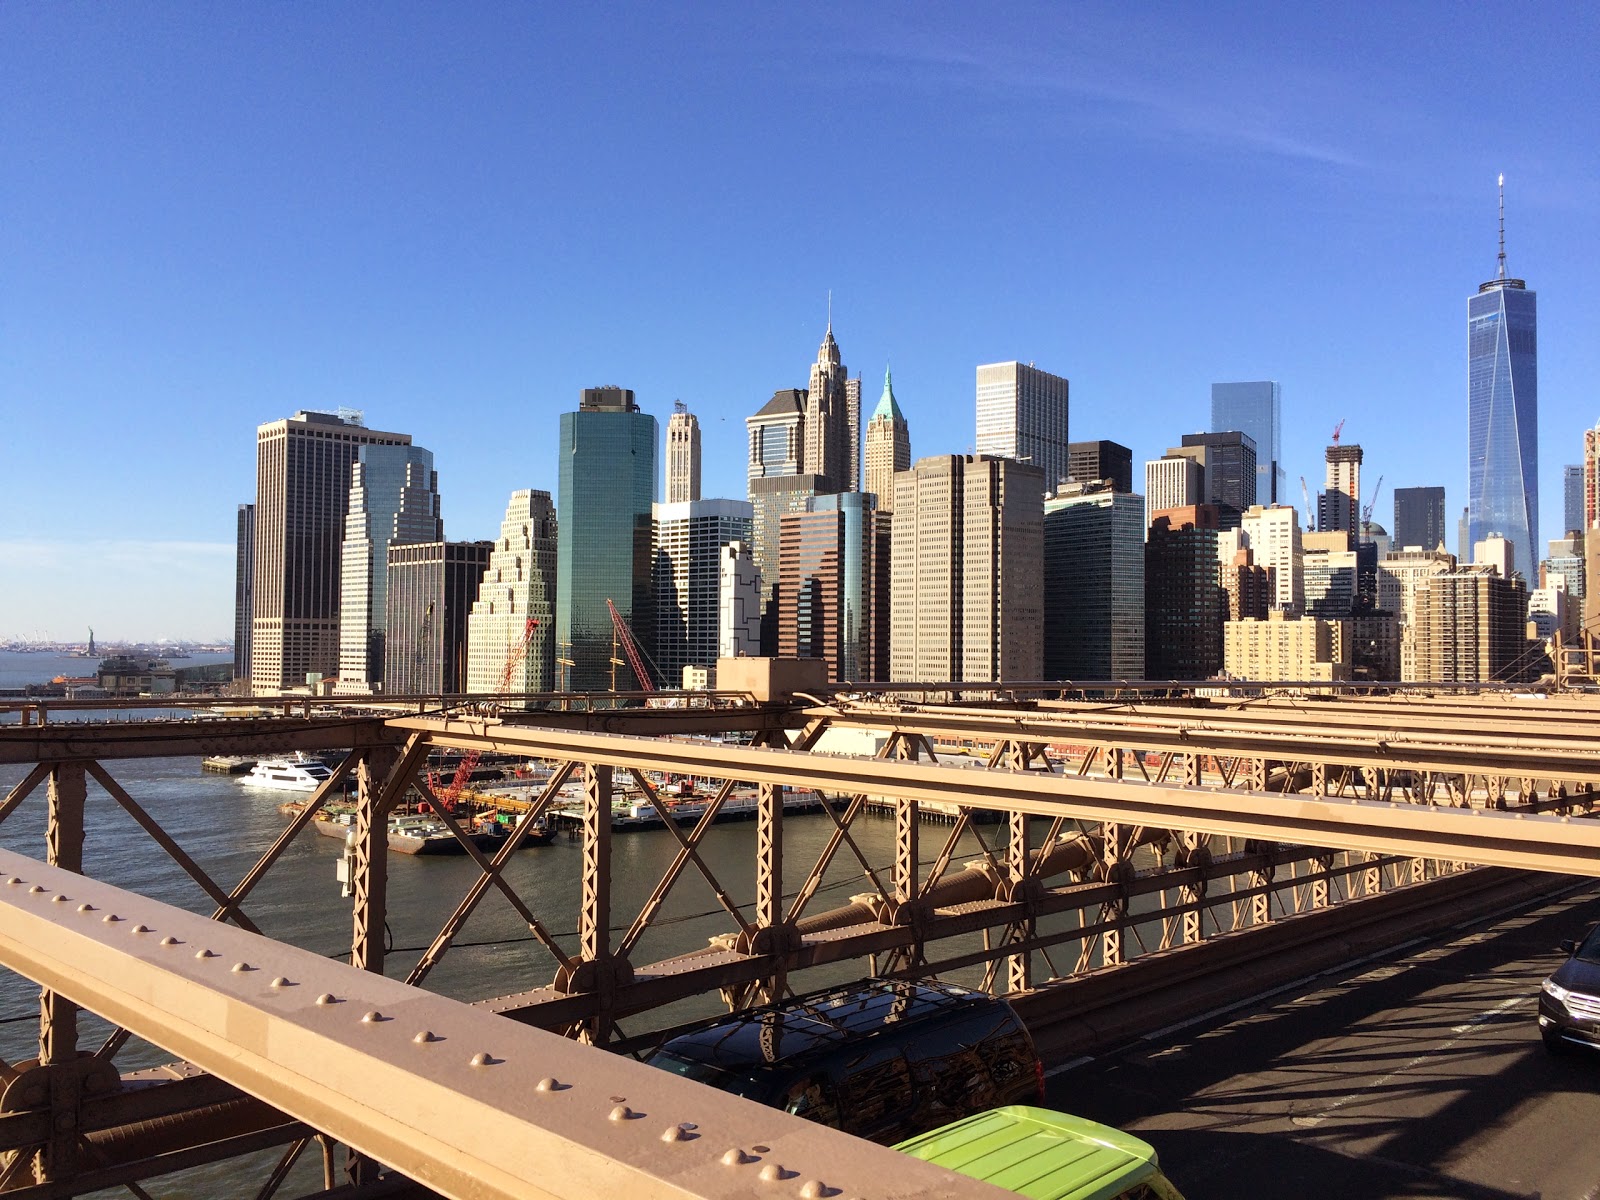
left=557, top=387, right=658, bottom=690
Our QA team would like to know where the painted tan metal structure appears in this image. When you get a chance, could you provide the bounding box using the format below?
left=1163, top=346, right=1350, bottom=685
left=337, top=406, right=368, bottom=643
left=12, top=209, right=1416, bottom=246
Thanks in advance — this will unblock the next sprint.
left=1, top=686, right=1599, bottom=1194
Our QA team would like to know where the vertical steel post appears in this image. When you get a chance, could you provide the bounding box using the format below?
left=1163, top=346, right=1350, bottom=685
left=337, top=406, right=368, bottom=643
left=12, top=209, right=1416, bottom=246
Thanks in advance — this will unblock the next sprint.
left=579, top=762, right=613, bottom=1042
left=894, top=729, right=920, bottom=908
left=753, top=780, right=784, bottom=1004
left=349, top=746, right=401, bottom=976
left=35, top=761, right=87, bottom=1184
left=1000, top=742, right=1032, bottom=993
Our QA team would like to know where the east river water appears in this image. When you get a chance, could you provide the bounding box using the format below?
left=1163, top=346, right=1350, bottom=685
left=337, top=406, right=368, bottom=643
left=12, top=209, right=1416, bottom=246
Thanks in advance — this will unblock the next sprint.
left=0, top=654, right=1007, bottom=1196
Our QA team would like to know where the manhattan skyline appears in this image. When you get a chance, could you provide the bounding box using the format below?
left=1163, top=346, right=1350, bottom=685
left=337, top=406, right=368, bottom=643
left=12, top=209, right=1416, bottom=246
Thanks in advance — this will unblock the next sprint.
left=2, top=6, right=1597, bottom=639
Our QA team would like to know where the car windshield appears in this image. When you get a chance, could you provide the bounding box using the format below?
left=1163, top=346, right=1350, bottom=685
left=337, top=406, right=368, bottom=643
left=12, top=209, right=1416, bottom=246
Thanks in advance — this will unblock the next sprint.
left=1577, top=926, right=1600, bottom=964
left=646, top=1052, right=778, bottom=1103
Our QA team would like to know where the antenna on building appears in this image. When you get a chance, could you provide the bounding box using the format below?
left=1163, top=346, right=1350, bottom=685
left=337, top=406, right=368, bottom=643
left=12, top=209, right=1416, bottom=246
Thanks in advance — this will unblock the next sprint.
left=1497, top=172, right=1507, bottom=280
left=673, top=398, right=688, bottom=415
left=826, top=289, right=832, bottom=333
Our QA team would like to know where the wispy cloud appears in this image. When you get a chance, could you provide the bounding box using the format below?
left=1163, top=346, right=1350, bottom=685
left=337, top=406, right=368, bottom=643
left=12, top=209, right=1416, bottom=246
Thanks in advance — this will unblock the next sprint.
left=845, top=24, right=1365, bottom=170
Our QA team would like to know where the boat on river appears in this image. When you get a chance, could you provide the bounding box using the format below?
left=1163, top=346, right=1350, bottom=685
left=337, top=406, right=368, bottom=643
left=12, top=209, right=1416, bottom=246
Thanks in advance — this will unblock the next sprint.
left=306, top=807, right=556, bottom=855
left=241, top=754, right=334, bottom=791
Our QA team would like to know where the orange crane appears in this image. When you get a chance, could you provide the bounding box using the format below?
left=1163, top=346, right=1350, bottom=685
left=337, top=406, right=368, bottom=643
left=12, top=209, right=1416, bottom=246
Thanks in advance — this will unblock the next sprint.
left=431, top=617, right=538, bottom=813
left=607, top=598, right=655, bottom=692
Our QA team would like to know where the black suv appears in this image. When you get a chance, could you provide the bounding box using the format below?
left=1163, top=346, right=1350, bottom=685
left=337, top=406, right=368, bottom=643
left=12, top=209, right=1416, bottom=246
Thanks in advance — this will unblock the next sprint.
left=646, top=978, right=1043, bottom=1144
left=1539, top=922, right=1600, bottom=1054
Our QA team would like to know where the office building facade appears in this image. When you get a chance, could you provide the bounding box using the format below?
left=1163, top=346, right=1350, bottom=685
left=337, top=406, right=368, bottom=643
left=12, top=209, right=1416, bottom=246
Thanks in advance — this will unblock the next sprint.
left=1211, top=381, right=1282, bottom=504
left=665, top=401, right=702, bottom=504
left=1179, top=431, right=1256, bottom=517
left=251, top=410, right=412, bottom=693
left=975, top=362, right=1070, bottom=493
left=718, top=541, right=762, bottom=661
left=384, top=540, right=491, bottom=695
left=1467, top=184, right=1538, bottom=583
left=1377, top=546, right=1457, bottom=681
left=653, top=499, right=754, bottom=688
left=1565, top=465, right=1583, bottom=536
left=1043, top=484, right=1146, bottom=680
left=1144, top=505, right=1223, bottom=680
left=1067, top=440, right=1133, bottom=495
left=1224, top=611, right=1349, bottom=682
left=776, top=493, right=887, bottom=682
left=864, top=367, right=911, bottom=512
left=466, top=489, right=558, bottom=697
left=1144, top=455, right=1205, bottom=531
left=1414, top=568, right=1532, bottom=683
left=1240, top=504, right=1304, bottom=612
left=804, top=323, right=860, bottom=494
left=337, top=447, right=440, bottom=693
left=556, top=387, right=657, bottom=691
left=1393, top=486, right=1446, bottom=551
left=234, top=503, right=254, bottom=682
left=891, top=455, right=1044, bottom=683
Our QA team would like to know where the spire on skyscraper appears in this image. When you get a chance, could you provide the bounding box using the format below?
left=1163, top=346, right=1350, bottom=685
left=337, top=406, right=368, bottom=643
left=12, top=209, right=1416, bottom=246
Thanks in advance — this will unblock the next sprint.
left=873, top=362, right=904, bottom=422
left=1496, top=173, right=1506, bottom=280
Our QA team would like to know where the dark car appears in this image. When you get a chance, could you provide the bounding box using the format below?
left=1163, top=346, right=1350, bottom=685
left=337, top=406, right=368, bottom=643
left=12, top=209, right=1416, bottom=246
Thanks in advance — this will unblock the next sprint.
left=645, top=978, right=1043, bottom=1144
left=1539, top=922, right=1600, bottom=1054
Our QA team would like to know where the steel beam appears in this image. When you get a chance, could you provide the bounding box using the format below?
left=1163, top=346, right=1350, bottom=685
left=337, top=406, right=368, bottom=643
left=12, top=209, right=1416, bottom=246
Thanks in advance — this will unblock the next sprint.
left=392, top=717, right=1600, bottom=876
left=0, top=850, right=998, bottom=1200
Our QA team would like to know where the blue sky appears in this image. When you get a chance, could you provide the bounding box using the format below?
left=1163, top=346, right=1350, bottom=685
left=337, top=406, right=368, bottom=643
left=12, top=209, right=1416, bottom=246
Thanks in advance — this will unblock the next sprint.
left=3, top=4, right=1596, bottom=640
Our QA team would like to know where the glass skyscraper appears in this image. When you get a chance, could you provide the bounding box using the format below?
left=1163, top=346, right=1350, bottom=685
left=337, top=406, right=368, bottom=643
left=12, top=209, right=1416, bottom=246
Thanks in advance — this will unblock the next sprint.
left=1467, top=184, right=1538, bottom=583
left=557, top=387, right=657, bottom=691
left=1210, top=381, right=1281, bottom=505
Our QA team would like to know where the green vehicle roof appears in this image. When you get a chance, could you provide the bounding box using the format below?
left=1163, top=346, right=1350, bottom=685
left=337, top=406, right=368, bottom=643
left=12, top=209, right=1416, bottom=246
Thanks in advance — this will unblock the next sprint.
left=894, top=1106, right=1182, bottom=1200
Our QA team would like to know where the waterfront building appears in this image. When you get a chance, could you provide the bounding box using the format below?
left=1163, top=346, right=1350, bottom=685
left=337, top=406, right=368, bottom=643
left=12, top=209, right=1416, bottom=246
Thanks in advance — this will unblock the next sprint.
left=1318, top=444, right=1363, bottom=537
left=1179, top=431, right=1256, bottom=521
left=1042, top=483, right=1145, bottom=680
left=1211, top=381, right=1283, bottom=504
left=1393, top=486, right=1446, bottom=551
left=1144, top=455, right=1205, bottom=531
left=1529, top=582, right=1575, bottom=646
left=251, top=410, right=412, bottom=693
left=384, top=541, right=491, bottom=694
left=1467, top=178, right=1539, bottom=583
left=1067, top=440, right=1133, bottom=495
left=234, top=503, right=254, bottom=682
left=1565, top=464, right=1584, bottom=535
left=1145, top=505, right=1223, bottom=680
left=1223, top=610, right=1349, bottom=682
left=1377, top=546, right=1457, bottom=681
left=1239, top=504, right=1304, bottom=612
left=337, top=448, right=439, bottom=693
left=556, top=387, right=657, bottom=691
left=665, top=401, right=702, bottom=504
left=864, top=367, right=911, bottom=512
left=653, top=499, right=753, bottom=688
left=1414, top=567, right=1533, bottom=683
left=804, top=323, right=861, bottom=494
left=1303, top=540, right=1358, bottom=621
left=776, top=493, right=888, bottom=682
left=719, top=541, right=762, bottom=661
left=891, top=455, right=1044, bottom=682
left=466, top=489, right=558, bottom=696
left=975, top=361, right=1070, bottom=494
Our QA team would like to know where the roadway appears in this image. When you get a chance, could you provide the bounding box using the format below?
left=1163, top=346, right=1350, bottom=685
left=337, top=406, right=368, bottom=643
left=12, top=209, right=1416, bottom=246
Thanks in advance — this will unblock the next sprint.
left=1049, top=882, right=1600, bottom=1200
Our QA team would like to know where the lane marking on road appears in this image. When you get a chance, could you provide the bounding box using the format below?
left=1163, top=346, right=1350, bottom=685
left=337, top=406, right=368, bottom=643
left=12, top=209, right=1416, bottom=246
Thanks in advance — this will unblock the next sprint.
left=1291, top=993, right=1531, bottom=1128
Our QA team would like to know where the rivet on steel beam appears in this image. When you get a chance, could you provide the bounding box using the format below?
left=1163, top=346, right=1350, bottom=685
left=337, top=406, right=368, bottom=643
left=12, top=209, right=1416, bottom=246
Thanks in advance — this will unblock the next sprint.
left=362, top=1011, right=386, bottom=1024
left=661, top=1124, right=698, bottom=1142
left=160, top=936, right=180, bottom=946
left=270, top=977, right=293, bottom=988
left=758, top=1163, right=791, bottom=1182
left=50, top=894, right=68, bottom=903
left=195, top=949, right=216, bottom=959
left=413, top=1030, right=439, bottom=1044
left=5, top=877, right=23, bottom=886
left=29, top=885, right=45, bottom=894
left=103, top=913, right=122, bottom=923
left=77, top=903, right=95, bottom=913
left=608, top=1105, right=635, bottom=1121
left=231, top=962, right=254, bottom=973
left=722, top=1149, right=753, bottom=1166
left=534, top=1077, right=565, bottom=1092
left=315, top=993, right=339, bottom=1006
left=798, top=1181, right=833, bottom=1198
left=132, top=924, right=152, bottom=934
left=469, top=1052, right=500, bottom=1067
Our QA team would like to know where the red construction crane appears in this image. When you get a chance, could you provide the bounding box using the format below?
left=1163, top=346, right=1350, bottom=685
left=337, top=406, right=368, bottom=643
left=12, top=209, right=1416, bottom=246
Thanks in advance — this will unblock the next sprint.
left=1331, top=419, right=1345, bottom=445
left=607, top=598, right=655, bottom=692
left=431, top=617, right=538, bottom=812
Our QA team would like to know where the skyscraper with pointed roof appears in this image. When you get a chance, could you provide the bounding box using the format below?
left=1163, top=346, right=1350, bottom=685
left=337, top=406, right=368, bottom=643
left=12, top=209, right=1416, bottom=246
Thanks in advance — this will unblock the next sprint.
left=864, top=366, right=910, bottom=511
left=1468, top=175, right=1538, bottom=583
left=665, top=401, right=701, bottom=504
left=803, top=318, right=860, bottom=494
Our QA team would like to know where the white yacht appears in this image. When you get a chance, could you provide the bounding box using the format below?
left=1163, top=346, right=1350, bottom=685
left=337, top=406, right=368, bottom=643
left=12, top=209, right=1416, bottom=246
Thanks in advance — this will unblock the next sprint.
left=242, top=754, right=334, bottom=791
